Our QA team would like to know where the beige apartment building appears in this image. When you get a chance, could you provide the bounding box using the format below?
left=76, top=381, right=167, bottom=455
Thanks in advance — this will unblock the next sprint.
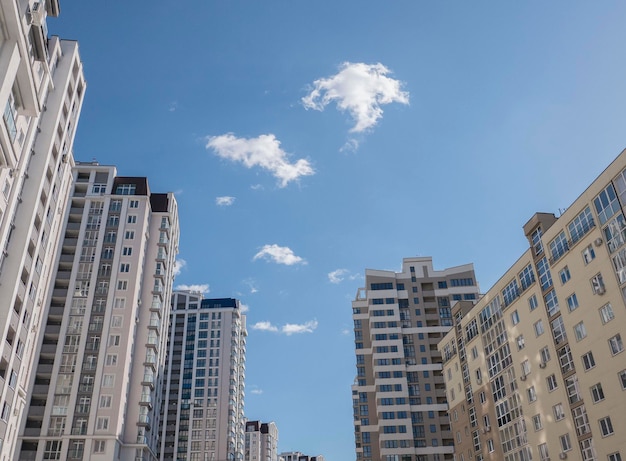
left=0, top=1, right=85, bottom=458
left=16, top=163, right=179, bottom=461
left=439, top=149, right=626, bottom=461
left=352, top=257, right=480, bottom=461
left=245, top=420, right=278, bottom=461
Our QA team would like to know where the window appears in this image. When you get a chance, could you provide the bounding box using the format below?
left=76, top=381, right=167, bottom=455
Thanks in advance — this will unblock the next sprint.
left=594, top=184, right=620, bottom=225
left=599, top=303, right=615, bottom=324
left=582, top=351, right=596, bottom=371
left=519, top=264, right=535, bottom=290
left=527, top=386, right=537, bottom=402
left=540, top=346, right=551, bottom=364
left=96, top=417, right=109, bottom=431
left=608, top=453, right=622, bottom=461
left=516, top=335, right=525, bottom=350
left=574, top=322, right=587, bottom=341
left=559, top=433, right=572, bottom=452
left=538, top=443, right=549, bottom=461
left=559, top=266, right=571, bottom=284
left=114, top=298, right=126, bottom=309
left=547, top=374, right=558, bottom=391
left=599, top=416, right=614, bottom=436
left=609, top=334, right=624, bottom=355
left=521, top=360, right=531, bottom=376
left=117, top=280, right=128, bottom=290
left=552, top=316, right=567, bottom=344
left=105, top=354, right=117, bottom=366
left=619, top=369, right=626, bottom=390
left=566, top=293, right=579, bottom=312
left=122, top=247, right=132, bottom=256
left=534, top=320, right=544, bottom=336
left=531, top=227, right=544, bottom=255
left=553, top=403, right=565, bottom=421
left=568, top=206, right=594, bottom=244
left=532, top=414, right=542, bottom=431
left=125, top=230, right=134, bottom=239
left=127, top=215, right=137, bottom=224
left=99, top=395, right=112, bottom=408
left=590, top=383, right=605, bottom=403
left=550, top=231, right=569, bottom=261
left=510, top=310, right=520, bottom=325
left=545, top=290, right=559, bottom=316
left=108, top=335, right=120, bottom=346
left=93, top=440, right=106, bottom=453
left=528, top=294, right=539, bottom=311
left=116, top=184, right=136, bottom=195
left=129, top=200, right=139, bottom=208
left=0, top=402, right=10, bottom=421
left=580, top=438, right=596, bottom=461
left=111, top=316, right=123, bottom=328
left=120, top=263, right=130, bottom=273
left=583, top=245, right=596, bottom=264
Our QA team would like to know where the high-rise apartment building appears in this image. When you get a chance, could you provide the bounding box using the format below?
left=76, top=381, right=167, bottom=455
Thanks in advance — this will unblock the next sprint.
left=0, top=1, right=85, bottom=458
left=352, top=257, right=480, bottom=461
left=160, top=292, right=247, bottom=461
left=438, top=149, right=626, bottom=461
left=244, top=420, right=278, bottom=461
left=16, top=162, right=179, bottom=461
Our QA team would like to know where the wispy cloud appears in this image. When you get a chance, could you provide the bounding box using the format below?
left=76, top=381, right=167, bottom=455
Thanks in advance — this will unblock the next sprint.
left=168, top=101, right=178, bottom=112
left=302, top=62, right=409, bottom=134
left=252, top=319, right=319, bottom=336
left=249, top=386, right=264, bottom=395
left=215, top=196, right=236, bottom=206
left=175, top=284, right=210, bottom=294
left=251, top=321, right=279, bottom=332
left=253, top=244, right=306, bottom=266
left=173, top=259, right=187, bottom=277
left=206, top=133, right=314, bottom=187
left=239, top=302, right=250, bottom=313
left=250, top=184, right=264, bottom=191
left=328, top=268, right=360, bottom=284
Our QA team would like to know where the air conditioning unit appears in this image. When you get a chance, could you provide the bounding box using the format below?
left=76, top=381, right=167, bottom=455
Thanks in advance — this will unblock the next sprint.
left=539, top=362, right=546, bottom=369
left=594, top=237, right=603, bottom=247
left=520, top=375, right=527, bottom=381
left=559, top=453, right=568, bottom=460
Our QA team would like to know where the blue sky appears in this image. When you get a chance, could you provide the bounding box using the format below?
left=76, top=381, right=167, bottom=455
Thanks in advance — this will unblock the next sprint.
left=51, top=2, right=626, bottom=459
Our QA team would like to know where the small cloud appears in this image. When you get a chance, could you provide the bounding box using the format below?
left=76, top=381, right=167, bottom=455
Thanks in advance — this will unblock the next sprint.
left=175, top=284, right=210, bottom=294
left=206, top=133, right=314, bottom=187
left=253, top=244, right=306, bottom=266
left=239, top=302, right=250, bottom=313
left=173, top=259, right=187, bottom=277
left=169, top=101, right=178, bottom=112
left=341, top=328, right=352, bottom=336
left=302, top=62, right=409, bottom=134
left=174, top=189, right=184, bottom=196
left=251, top=321, right=279, bottom=332
left=216, top=196, right=236, bottom=206
left=328, top=269, right=361, bottom=284
left=340, top=138, right=360, bottom=153
left=252, top=319, right=319, bottom=336
left=241, top=278, right=259, bottom=294
left=250, top=184, right=264, bottom=191
left=250, top=388, right=264, bottom=395
left=282, top=319, right=318, bottom=335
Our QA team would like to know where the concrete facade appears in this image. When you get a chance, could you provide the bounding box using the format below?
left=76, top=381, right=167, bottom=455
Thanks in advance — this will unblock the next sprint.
left=439, top=149, right=626, bottom=461
left=245, top=420, right=278, bottom=461
left=352, top=257, right=479, bottom=461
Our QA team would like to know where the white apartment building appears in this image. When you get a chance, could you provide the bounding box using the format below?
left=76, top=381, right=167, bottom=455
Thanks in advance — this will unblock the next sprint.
left=160, top=292, right=247, bottom=461
left=245, top=420, right=278, bottom=461
left=352, top=257, right=479, bottom=461
left=278, top=451, right=325, bottom=461
left=16, top=163, right=179, bottom=461
left=0, top=1, right=85, bottom=458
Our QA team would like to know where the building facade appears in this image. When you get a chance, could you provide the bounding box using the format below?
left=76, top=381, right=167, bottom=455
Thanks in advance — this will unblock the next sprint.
left=439, top=149, right=626, bottom=461
left=352, top=257, right=480, bottom=461
left=278, top=452, right=325, bottom=461
left=160, top=293, right=247, bottom=461
left=0, top=0, right=85, bottom=458
left=245, top=420, right=278, bottom=461
left=16, top=163, right=179, bottom=461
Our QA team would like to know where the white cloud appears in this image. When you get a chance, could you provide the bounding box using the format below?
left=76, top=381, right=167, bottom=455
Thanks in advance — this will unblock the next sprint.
left=239, top=302, right=250, bottom=313
left=328, top=268, right=361, bottom=284
left=282, top=320, right=318, bottom=335
left=250, top=184, right=264, bottom=191
left=341, top=328, right=352, bottom=336
left=252, top=319, right=319, bottom=336
left=302, top=62, right=409, bottom=133
left=175, top=284, right=210, bottom=294
left=169, top=101, right=178, bottom=112
left=253, top=244, right=306, bottom=266
left=250, top=388, right=263, bottom=395
left=251, top=321, right=279, bottom=332
left=206, top=133, right=314, bottom=187
left=215, top=196, right=236, bottom=206
left=173, top=259, right=186, bottom=277
left=340, top=138, right=360, bottom=153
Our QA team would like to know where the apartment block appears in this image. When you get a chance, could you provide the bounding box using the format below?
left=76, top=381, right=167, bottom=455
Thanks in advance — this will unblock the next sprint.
left=352, top=257, right=480, bottom=461
left=439, top=149, right=626, bottom=461
left=245, top=420, right=278, bottom=461
left=16, top=163, right=179, bottom=461
left=0, top=1, right=85, bottom=458
left=160, top=292, right=247, bottom=461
